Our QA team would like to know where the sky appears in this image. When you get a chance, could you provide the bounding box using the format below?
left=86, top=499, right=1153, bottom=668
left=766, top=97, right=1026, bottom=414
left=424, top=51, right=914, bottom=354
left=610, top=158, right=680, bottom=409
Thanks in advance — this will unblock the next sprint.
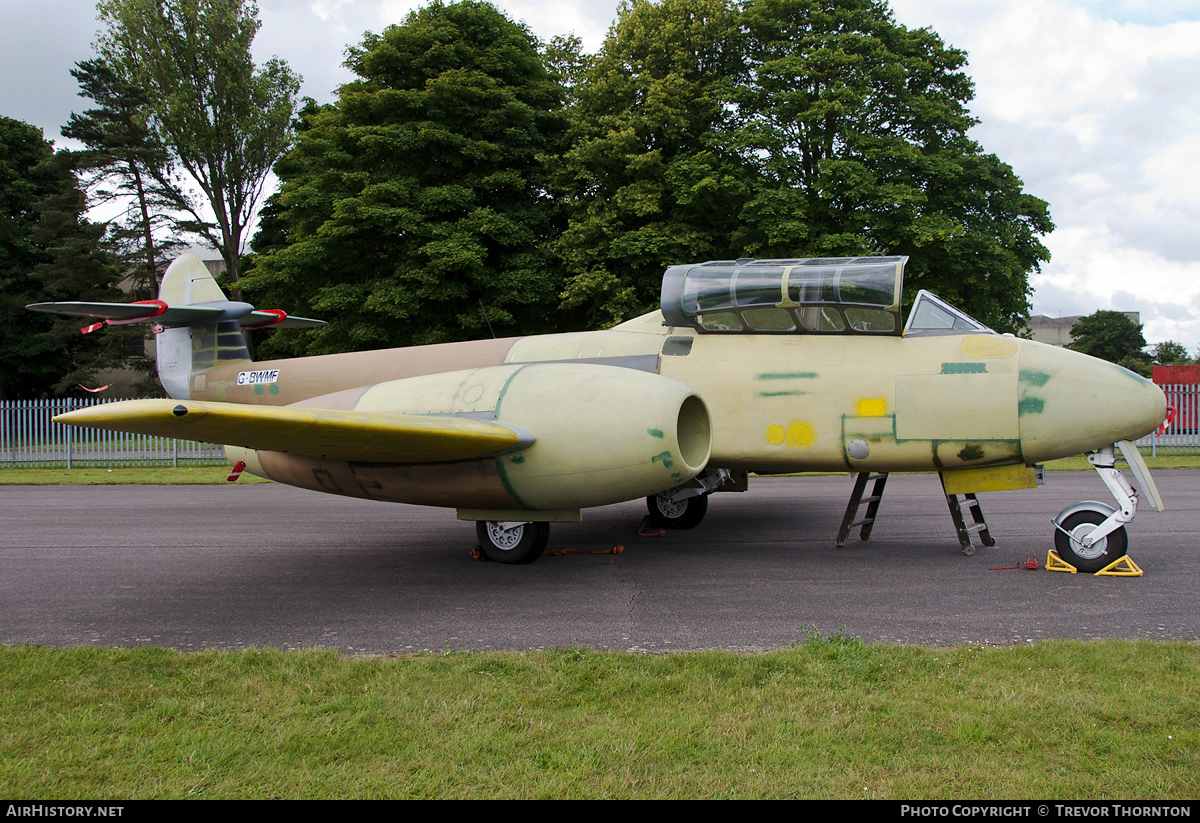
left=1, top=0, right=1198, bottom=348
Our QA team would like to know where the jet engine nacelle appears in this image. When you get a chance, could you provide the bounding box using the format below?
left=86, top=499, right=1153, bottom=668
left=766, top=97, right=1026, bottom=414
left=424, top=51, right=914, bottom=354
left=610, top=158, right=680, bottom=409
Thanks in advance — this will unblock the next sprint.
left=235, top=363, right=713, bottom=513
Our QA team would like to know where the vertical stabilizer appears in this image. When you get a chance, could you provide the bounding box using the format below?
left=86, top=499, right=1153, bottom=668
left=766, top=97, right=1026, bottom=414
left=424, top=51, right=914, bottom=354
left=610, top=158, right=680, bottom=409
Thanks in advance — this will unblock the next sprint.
left=155, top=254, right=250, bottom=400
left=25, top=252, right=324, bottom=400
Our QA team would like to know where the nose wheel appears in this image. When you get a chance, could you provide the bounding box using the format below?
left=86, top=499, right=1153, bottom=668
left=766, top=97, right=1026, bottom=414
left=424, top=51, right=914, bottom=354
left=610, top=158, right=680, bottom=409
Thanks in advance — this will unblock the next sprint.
left=1053, top=506, right=1128, bottom=573
left=1051, top=440, right=1162, bottom=572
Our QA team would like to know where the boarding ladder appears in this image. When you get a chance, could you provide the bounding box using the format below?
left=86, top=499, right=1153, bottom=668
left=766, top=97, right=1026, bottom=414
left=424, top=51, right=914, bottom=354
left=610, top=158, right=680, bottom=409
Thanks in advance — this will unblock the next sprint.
left=835, top=471, right=996, bottom=555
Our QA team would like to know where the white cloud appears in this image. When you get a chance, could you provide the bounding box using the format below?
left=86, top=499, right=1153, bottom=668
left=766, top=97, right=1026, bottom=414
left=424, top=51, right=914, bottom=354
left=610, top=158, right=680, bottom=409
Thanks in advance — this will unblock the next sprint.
left=3, top=0, right=1196, bottom=348
left=892, top=0, right=1200, bottom=347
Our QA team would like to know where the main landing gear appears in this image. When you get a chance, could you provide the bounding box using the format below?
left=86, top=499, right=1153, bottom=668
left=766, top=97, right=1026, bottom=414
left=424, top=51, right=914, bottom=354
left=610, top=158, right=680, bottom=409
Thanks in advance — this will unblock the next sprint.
left=644, top=468, right=731, bottom=530
left=646, top=492, right=708, bottom=529
left=475, top=469, right=734, bottom=563
left=475, top=520, right=550, bottom=564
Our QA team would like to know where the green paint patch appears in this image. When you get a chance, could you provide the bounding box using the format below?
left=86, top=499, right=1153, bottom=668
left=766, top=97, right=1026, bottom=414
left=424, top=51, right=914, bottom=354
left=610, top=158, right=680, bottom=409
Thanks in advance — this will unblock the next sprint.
left=941, top=362, right=987, bottom=374
left=510, top=453, right=525, bottom=464
left=253, top=384, right=264, bottom=395
left=647, top=428, right=664, bottom=438
left=1019, top=370, right=1051, bottom=387
left=957, top=444, right=985, bottom=461
left=268, top=384, right=280, bottom=395
left=757, top=372, right=818, bottom=380
left=651, top=451, right=674, bottom=468
left=1019, top=396, right=1045, bottom=416
left=758, top=390, right=807, bottom=397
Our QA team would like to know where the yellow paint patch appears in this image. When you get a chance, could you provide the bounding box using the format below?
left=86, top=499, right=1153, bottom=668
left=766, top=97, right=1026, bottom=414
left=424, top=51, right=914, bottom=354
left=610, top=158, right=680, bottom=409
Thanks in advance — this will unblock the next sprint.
left=961, top=335, right=1018, bottom=359
left=854, top=397, right=888, bottom=417
left=765, top=424, right=786, bottom=446
left=941, top=464, right=1037, bottom=494
left=786, top=421, right=814, bottom=447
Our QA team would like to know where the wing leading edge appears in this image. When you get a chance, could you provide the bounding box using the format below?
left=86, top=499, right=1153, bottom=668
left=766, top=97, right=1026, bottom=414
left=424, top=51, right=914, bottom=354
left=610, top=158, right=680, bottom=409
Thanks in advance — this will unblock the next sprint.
left=55, top=400, right=533, bottom=464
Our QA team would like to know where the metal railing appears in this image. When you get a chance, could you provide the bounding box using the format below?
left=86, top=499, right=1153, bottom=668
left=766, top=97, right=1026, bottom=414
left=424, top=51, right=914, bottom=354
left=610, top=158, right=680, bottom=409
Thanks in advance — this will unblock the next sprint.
left=0, top=398, right=225, bottom=468
left=1134, top=383, right=1200, bottom=456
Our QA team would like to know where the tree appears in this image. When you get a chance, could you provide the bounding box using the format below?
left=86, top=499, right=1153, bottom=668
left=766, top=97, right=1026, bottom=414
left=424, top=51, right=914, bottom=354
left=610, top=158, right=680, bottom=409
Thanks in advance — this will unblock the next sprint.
left=63, top=58, right=185, bottom=300
left=244, top=1, right=568, bottom=356
left=1150, top=340, right=1192, bottom=366
left=554, top=0, right=750, bottom=327
left=96, top=0, right=300, bottom=291
left=732, top=0, right=1052, bottom=332
left=556, top=0, right=1052, bottom=331
left=0, top=117, right=127, bottom=399
left=1069, top=310, right=1148, bottom=373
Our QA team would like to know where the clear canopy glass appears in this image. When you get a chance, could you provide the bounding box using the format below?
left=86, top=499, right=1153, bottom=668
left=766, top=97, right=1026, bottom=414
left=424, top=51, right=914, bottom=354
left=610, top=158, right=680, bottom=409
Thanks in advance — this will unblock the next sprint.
left=661, top=257, right=906, bottom=335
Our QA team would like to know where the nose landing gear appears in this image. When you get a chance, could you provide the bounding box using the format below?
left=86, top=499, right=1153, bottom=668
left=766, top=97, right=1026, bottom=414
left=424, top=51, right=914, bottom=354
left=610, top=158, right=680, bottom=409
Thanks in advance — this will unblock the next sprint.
left=1050, top=441, right=1163, bottom=572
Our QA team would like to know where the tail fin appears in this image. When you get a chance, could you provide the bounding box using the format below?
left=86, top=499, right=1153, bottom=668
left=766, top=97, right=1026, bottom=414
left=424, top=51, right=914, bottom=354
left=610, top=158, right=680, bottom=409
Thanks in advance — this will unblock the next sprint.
left=26, top=252, right=324, bottom=400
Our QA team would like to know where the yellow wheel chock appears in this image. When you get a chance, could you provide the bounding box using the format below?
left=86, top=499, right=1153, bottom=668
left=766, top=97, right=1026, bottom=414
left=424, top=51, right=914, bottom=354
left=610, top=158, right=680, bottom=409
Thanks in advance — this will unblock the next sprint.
left=1095, top=555, right=1143, bottom=577
left=1046, top=550, right=1077, bottom=573
left=1045, top=550, right=1142, bottom=576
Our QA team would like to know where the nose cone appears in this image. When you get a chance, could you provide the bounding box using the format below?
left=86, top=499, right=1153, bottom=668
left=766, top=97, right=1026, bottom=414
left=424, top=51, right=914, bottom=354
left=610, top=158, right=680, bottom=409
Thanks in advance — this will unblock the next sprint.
left=1018, top=341, right=1166, bottom=463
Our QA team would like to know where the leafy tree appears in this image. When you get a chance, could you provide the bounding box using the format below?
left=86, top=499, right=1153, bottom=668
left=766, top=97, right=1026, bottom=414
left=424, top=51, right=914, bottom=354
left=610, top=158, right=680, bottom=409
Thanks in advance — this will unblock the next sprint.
left=96, top=0, right=300, bottom=292
left=63, top=58, right=185, bottom=300
left=554, top=0, right=750, bottom=327
left=1069, top=310, right=1148, bottom=368
left=1150, top=340, right=1192, bottom=366
left=732, top=0, right=1052, bottom=332
left=556, top=0, right=1052, bottom=331
left=244, top=1, right=568, bottom=356
left=0, top=117, right=127, bottom=399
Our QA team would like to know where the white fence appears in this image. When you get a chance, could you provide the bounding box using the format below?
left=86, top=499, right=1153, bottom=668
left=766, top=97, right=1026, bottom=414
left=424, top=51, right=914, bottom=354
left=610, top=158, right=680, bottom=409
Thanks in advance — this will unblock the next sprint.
left=0, top=398, right=226, bottom=468
left=1134, top=383, right=1200, bottom=456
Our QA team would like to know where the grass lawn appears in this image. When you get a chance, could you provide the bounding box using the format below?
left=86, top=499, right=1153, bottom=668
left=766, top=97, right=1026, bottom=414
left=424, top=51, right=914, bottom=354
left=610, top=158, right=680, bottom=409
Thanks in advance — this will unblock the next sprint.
left=0, top=466, right=270, bottom=484
left=2, top=638, right=1197, bottom=799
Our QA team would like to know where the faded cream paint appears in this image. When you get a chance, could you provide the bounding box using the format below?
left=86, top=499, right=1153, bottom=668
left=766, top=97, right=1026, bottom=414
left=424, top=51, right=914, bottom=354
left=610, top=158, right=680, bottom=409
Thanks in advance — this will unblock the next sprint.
left=209, top=361, right=713, bottom=512
left=44, top=254, right=1168, bottom=516
left=193, top=310, right=1166, bottom=486
left=78, top=307, right=1168, bottom=510
left=895, top=374, right=1020, bottom=440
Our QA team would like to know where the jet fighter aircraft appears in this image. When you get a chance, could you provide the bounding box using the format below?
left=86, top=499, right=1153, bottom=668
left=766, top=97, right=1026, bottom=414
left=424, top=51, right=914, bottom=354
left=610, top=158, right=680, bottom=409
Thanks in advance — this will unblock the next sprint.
left=29, top=253, right=1167, bottom=570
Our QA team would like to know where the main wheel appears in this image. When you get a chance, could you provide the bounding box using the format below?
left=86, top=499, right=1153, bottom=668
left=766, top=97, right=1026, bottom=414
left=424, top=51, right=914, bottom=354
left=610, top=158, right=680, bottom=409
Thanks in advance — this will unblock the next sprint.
left=645, top=492, right=708, bottom=529
left=1054, top=509, right=1128, bottom=573
left=475, top=521, right=550, bottom=564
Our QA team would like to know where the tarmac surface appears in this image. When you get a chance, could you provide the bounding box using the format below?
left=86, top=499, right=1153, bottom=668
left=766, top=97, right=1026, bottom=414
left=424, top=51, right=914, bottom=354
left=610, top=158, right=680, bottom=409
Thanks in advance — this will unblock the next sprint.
left=3, top=470, right=1198, bottom=652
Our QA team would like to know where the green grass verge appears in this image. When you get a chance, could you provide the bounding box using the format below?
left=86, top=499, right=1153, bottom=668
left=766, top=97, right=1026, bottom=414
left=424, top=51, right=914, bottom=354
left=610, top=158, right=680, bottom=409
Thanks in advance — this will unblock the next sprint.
left=2, top=639, right=1197, bottom=799
left=1045, top=455, right=1200, bottom=471
left=0, top=466, right=270, bottom=485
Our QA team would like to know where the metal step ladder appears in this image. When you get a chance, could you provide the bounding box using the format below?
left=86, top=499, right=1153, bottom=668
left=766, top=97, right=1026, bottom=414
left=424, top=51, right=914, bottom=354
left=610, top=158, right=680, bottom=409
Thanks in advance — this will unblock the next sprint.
left=835, top=472, right=889, bottom=548
left=834, top=471, right=996, bottom=555
left=940, top=474, right=995, bottom=556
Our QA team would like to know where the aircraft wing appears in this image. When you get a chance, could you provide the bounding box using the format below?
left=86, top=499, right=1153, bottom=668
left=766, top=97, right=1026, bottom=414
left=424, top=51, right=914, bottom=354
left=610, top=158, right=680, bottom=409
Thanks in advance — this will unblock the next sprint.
left=55, top=399, right=532, bottom=464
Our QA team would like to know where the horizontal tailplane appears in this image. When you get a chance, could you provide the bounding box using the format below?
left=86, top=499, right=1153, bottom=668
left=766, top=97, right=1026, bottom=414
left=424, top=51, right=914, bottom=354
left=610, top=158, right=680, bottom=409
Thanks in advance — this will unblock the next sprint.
left=26, top=253, right=324, bottom=400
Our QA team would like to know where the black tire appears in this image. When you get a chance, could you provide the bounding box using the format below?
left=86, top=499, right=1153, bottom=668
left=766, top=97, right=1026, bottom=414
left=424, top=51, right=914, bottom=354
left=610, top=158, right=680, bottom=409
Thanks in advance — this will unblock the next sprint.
left=1054, top=509, right=1128, bottom=573
left=645, top=492, right=708, bottom=530
left=475, top=521, right=549, bottom=564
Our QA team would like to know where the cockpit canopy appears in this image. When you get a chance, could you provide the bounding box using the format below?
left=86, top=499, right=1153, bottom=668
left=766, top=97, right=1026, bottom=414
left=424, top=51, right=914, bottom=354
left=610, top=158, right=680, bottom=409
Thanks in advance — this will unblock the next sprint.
left=661, top=257, right=905, bottom=335
left=660, top=256, right=995, bottom=336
